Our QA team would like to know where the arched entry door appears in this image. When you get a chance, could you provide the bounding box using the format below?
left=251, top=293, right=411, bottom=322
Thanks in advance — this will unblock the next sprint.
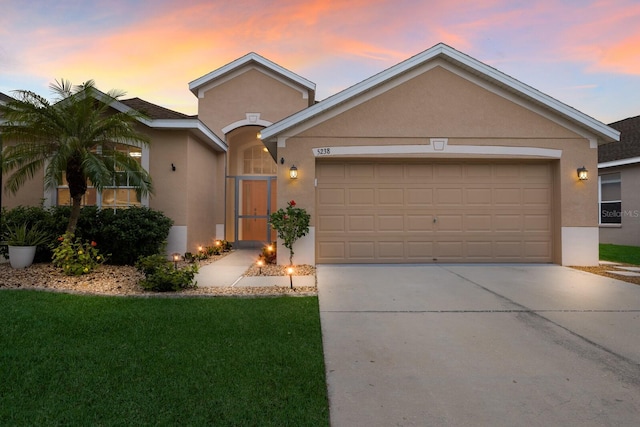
left=225, top=130, right=278, bottom=248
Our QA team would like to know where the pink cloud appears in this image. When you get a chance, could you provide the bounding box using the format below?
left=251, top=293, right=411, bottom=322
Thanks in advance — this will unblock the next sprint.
left=4, top=0, right=639, bottom=120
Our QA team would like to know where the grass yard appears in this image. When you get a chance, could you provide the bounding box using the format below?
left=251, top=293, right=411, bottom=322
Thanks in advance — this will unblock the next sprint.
left=600, top=243, right=640, bottom=265
left=0, top=291, right=329, bottom=426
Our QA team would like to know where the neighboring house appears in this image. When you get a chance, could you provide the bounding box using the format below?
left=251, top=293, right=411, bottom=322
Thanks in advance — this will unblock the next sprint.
left=1, top=43, right=620, bottom=266
left=598, top=114, right=640, bottom=246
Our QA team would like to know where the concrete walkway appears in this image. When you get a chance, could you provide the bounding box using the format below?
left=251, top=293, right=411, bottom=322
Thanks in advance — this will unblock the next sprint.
left=317, top=264, right=640, bottom=426
left=195, top=249, right=315, bottom=287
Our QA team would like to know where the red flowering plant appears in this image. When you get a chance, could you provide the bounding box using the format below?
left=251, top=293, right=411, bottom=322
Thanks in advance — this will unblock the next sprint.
left=269, top=200, right=310, bottom=265
left=51, top=232, right=107, bottom=276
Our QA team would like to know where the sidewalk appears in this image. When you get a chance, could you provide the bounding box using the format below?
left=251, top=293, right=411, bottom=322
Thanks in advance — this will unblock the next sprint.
left=195, top=249, right=315, bottom=288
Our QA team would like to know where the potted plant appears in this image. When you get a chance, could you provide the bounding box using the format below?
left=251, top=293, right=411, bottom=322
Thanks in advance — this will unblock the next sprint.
left=5, top=223, right=50, bottom=268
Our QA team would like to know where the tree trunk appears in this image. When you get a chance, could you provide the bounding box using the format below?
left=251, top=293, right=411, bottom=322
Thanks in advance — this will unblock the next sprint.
left=67, top=195, right=82, bottom=234
left=66, top=157, right=86, bottom=234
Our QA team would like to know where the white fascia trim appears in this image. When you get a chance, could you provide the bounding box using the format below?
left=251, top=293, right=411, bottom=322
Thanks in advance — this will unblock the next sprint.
left=193, top=65, right=312, bottom=100
left=189, top=52, right=315, bottom=96
left=440, top=63, right=603, bottom=146
left=221, top=113, right=273, bottom=134
left=260, top=43, right=619, bottom=143
left=97, top=96, right=226, bottom=152
left=311, top=144, right=562, bottom=158
left=145, top=119, right=227, bottom=152
left=599, top=156, right=640, bottom=169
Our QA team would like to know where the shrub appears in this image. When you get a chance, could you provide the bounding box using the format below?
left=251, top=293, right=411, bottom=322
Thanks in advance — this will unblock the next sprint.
left=269, top=200, right=310, bottom=265
left=259, top=242, right=277, bottom=264
left=1, top=206, right=56, bottom=261
left=94, top=207, right=173, bottom=265
left=51, top=232, right=107, bottom=275
left=1, top=205, right=171, bottom=265
left=136, top=254, right=198, bottom=292
left=221, top=240, right=233, bottom=252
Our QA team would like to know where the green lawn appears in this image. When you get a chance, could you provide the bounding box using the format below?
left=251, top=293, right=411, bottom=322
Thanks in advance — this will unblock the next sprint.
left=600, top=243, right=640, bottom=265
left=0, top=291, right=329, bottom=426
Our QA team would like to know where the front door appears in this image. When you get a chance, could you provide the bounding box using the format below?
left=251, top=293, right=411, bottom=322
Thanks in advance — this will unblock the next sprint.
left=236, top=177, right=277, bottom=247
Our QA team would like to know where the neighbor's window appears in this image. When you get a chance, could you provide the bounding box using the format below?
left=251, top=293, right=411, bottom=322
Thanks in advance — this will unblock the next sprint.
left=56, top=144, right=143, bottom=209
left=599, top=173, right=621, bottom=225
left=243, top=145, right=277, bottom=174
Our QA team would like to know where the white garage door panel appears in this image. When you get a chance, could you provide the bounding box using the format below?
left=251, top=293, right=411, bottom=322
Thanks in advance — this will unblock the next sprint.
left=316, top=161, right=553, bottom=264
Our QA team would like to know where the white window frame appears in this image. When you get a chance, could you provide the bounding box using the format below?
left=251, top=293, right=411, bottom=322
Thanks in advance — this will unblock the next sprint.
left=598, top=173, right=621, bottom=226
left=49, top=143, right=150, bottom=209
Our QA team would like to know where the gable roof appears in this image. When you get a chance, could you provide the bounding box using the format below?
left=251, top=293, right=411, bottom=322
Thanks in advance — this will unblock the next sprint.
left=259, top=43, right=619, bottom=144
left=598, top=115, right=640, bottom=166
left=188, top=52, right=316, bottom=103
left=120, top=98, right=195, bottom=120
left=91, top=90, right=226, bottom=152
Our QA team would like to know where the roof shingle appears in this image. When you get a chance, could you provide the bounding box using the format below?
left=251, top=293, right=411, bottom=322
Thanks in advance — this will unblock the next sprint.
left=120, top=98, right=195, bottom=120
left=599, top=115, right=640, bottom=163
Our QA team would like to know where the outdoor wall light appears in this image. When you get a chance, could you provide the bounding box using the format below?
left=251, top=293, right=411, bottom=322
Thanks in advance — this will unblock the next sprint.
left=577, top=166, right=588, bottom=181
left=280, top=157, right=285, bottom=164
left=171, top=163, right=176, bottom=171
left=289, top=165, right=298, bottom=179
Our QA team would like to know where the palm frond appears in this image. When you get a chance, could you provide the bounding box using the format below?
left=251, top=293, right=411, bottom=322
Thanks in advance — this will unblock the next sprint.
left=1, top=78, right=154, bottom=203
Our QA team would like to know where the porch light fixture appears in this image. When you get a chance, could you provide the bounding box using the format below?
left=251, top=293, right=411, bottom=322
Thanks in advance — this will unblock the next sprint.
left=171, top=252, right=181, bottom=269
left=289, top=165, right=298, bottom=179
left=577, top=166, right=588, bottom=181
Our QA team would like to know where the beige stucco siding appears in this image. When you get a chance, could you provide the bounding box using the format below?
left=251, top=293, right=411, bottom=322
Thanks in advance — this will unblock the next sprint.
left=148, top=129, right=189, bottom=225
left=197, top=69, right=310, bottom=138
left=298, top=65, right=581, bottom=139
left=275, top=62, right=598, bottom=265
left=186, top=134, right=222, bottom=251
left=600, top=164, right=640, bottom=246
left=1, top=168, right=45, bottom=208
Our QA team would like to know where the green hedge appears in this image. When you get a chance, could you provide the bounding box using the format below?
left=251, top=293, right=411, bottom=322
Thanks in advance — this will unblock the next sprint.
left=1, top=206, right=173, bottom=265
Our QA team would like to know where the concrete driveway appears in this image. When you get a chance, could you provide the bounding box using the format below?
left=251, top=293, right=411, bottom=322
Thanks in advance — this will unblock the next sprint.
left=317, top=264, right=640, bottom=426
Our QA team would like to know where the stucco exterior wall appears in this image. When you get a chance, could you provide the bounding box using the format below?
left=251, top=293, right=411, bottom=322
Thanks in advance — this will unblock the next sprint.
left=599, top=164, right=640, bottom=246
left=274, top=63, right=599, bottom=265
left=186, top=134, right=222, bottom=252
left=2, top=168, right=45, bottom=209
left=197, top=68, right=310, bottom=138
left=147, top=129, right=189, bottom=225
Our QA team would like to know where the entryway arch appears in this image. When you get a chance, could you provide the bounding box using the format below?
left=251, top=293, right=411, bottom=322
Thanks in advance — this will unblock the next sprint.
left=226, top=125, right=277, bottom=247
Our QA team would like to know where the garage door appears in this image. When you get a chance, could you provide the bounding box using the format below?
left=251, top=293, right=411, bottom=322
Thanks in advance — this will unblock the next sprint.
left=316, top=160, right=553, bottom=263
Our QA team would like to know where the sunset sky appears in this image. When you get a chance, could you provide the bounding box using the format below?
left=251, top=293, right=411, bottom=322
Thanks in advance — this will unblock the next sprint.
left=1, top=0, right=639, bottom=124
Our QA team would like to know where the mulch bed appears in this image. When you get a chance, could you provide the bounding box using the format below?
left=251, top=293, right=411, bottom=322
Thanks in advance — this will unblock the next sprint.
left=0, top=252, right=317, bottom=297
left=571, top=263, right=640, bottom=286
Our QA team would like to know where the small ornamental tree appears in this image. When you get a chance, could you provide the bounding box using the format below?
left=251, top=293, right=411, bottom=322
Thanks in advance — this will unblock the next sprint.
left=269, top=200, right=310, bottom=265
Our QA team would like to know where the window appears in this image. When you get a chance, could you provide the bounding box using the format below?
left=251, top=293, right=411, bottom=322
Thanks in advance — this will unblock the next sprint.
left=243, top=145, right=276, bottom=175
left=56, top=144, right=144, bottom=209
left=599, top=173, right=621, bottom=225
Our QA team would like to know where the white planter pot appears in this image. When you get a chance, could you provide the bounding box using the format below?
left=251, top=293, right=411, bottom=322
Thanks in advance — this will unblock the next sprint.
left=8, top=245, right=37, bottom=269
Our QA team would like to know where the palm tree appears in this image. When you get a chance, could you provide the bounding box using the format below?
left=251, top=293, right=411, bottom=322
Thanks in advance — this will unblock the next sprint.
left=0, top=79, right=153, bottom=233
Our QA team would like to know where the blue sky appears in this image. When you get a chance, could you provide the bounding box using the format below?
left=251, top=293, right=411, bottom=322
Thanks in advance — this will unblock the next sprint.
left=1, top=0, right=639, bottom=123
